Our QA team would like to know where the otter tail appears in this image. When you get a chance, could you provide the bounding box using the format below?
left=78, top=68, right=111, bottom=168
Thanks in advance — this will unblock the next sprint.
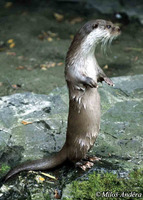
left=4, top=145, right=67, bottom=182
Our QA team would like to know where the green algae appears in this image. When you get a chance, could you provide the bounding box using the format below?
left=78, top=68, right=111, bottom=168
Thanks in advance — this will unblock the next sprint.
left=63, top=168, right=143, bottom=200
left=0, top=164, right=10, bottom=175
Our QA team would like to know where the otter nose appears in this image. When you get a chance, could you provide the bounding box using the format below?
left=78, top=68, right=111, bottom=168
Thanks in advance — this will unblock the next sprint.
left=117, top=27, right=121, bottom=32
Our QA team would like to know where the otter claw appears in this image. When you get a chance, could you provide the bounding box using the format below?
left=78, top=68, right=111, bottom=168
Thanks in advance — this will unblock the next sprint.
left=76, top=161, right=94, bottom=171
left=103, top=77, right=114, bottom=86
left=83, top=77, right=97, bottom=88
left=87, top=156, right=101, bottom=162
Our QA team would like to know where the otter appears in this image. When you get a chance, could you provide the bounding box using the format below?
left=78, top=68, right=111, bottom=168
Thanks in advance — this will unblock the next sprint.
left=4, top=19, right=120, bottom=181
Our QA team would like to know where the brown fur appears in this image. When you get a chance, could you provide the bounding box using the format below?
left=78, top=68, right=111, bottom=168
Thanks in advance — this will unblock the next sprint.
left=3, top=19, right=120, bottom=181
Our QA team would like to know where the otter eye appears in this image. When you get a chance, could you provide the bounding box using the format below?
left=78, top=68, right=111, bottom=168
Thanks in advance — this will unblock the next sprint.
left=106, top=25, right=111, bottom=29
left=92, top=24, right=98, bottom=29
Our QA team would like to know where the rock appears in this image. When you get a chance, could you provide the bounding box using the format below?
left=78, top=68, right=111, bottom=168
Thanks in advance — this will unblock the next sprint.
left=0, top=91, right=68, bottom=166
left=93, top=74, right=143, bottom=171
left=0, top=75, right=142, bottom=199
left=0, top=74, right=142, bottom=170
left=87, top=0, right=143, bottom=24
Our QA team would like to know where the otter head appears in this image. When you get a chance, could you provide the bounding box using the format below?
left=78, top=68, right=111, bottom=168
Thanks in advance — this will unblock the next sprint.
left=78, top=19, right=120, bottom=53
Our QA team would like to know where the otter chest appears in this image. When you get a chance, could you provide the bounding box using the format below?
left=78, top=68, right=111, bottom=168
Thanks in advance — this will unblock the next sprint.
left=83, top=55, right=97, bottom=80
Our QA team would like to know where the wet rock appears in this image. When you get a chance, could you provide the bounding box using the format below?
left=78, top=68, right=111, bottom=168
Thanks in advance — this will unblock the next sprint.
left=0, top=75, right=142, bottom=199
left=87, top=0, right=143, bottom=24
left=0, top=91, right=68, bottom=166
left=92, top=74, right=143, bottom=171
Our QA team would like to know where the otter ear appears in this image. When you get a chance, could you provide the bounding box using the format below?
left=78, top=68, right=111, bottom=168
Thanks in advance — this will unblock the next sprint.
left=92, top=23, right=98, bottom=29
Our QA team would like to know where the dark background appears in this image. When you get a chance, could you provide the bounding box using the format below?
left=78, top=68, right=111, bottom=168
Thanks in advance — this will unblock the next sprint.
left=0, top=0, right=143, bottom=96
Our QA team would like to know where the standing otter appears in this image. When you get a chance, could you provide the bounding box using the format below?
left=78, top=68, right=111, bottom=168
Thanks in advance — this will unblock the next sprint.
left=4, top=19, right=120, bottom=181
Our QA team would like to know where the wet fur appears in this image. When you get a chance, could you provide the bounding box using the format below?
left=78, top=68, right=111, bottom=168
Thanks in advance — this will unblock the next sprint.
left=3, top=19, right=120, bottom=182
left=66, top=88, right=100, bottom=162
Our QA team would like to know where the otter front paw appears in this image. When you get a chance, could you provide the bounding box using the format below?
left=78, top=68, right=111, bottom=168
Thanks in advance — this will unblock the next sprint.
left=98, top=75, right=114, bottom=86
left=83, top=77, right=97, bottom=88
left=103, top=77, right=114, bottom=86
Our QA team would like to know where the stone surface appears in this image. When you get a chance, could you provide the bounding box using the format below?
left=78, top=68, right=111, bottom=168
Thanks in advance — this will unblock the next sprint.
left=87, top=0, right=143, bottom=24
left=0, top=91, right=68, bottom=166
left=0, top=75, right=143, bottom=199
left=93, top=75, right=143, bottom=171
